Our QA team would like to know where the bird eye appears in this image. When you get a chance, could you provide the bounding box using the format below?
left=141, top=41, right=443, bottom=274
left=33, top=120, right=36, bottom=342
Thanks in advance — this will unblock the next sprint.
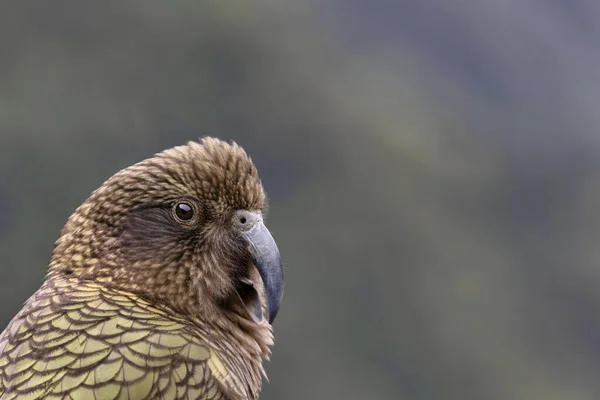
left=174, top=202, right=195, bottom=222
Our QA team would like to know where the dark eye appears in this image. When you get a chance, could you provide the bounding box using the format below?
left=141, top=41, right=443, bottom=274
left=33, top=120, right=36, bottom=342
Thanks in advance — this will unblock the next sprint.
left=174, top=202, right=195, bottom=222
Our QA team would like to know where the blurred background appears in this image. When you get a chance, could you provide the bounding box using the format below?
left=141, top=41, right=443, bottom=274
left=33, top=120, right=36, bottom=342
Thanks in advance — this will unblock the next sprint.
left=2, top=1, right=600, bottom=399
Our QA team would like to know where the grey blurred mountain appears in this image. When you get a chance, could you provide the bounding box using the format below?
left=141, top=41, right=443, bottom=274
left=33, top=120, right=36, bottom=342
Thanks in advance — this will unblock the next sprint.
left=2, top=1, right=600, bottom=399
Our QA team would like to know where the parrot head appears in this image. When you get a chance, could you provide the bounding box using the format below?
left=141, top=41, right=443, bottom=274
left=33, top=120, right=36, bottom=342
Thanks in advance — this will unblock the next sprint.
left=49, top=138, right=284, bottom=327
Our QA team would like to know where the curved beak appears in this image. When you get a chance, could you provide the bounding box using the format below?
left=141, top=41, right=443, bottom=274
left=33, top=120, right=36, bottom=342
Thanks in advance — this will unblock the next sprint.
left=241, top=221, right=284, bottom=324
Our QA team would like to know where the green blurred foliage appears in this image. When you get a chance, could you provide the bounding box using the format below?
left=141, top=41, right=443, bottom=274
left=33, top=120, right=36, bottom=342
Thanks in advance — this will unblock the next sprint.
left=2, top=1, right=600, bottom=399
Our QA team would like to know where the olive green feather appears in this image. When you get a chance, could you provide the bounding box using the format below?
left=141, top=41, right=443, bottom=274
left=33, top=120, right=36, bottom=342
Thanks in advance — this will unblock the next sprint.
left=0, top=277, right=241, bottom=400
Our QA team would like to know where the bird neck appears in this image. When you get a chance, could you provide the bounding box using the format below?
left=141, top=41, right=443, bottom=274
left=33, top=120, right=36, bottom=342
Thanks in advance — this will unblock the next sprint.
left=188, top=309, right=273, bottom=399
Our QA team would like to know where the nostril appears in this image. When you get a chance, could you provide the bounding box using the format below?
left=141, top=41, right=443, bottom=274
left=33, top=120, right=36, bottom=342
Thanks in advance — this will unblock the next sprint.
left=235, top=211, right=259, bottom=230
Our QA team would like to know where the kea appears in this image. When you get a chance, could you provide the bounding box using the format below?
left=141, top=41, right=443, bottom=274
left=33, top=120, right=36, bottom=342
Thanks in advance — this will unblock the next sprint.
left=0, top=138, right=284, bottom=400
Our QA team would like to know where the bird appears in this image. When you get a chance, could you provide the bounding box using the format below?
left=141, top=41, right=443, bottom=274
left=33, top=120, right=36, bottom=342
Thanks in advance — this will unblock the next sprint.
left=0, top=137, right=284, bottom=400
